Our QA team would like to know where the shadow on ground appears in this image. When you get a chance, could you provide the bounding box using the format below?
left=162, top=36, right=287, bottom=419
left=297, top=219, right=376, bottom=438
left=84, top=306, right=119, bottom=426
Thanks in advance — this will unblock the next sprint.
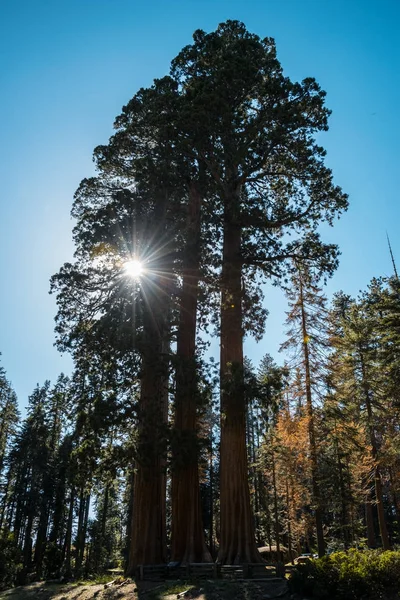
left=0, top=578, right=289, bottom=600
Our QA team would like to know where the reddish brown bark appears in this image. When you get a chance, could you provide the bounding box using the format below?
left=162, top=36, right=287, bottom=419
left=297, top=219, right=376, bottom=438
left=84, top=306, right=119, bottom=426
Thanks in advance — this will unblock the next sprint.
left=171, top=184, right=211, bottom=563
left=126, top=288, right=168, bottom=571
left=217, top=198, right=262, bottom=564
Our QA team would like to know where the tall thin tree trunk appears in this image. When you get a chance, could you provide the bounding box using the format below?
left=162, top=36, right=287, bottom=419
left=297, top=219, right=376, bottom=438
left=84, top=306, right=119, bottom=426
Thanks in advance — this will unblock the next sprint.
left=171, top=183, right=211, bottom=563
left=0, top=395, right=14, bottom=479
left=334, top=426, right=349, bottom=548
left=101, top=485, right=110, bottom=542
left=359, top=349, right=391, bottom=550
left=23, top=512, right=34, bottom=572
left=63, top=488, right=75, bottom=579
left=74, top=488, right=85, bottom=575
left=0, top=468, right=11, bottom=529
left=299, top=275, right=325, bottom=557
left=125, top=469, right=135, bottom=571
left=81, top=495, right=90, bottom=567
left=346, top=457, right=356, bottom=544
left=286, top=478, right=294, bottom=564
left=209, top=434, right=214, bottom=557
left=35, top=499, right=50, bottom=578
left=218, top=193, right=261, bottom=564
left=389, top=467, right=400, bottom=528
left=271, top=449, right=281, bottom=560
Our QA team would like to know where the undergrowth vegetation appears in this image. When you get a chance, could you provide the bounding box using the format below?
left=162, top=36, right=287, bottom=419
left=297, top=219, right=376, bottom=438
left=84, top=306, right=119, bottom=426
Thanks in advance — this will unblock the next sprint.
left=289, top=549, right=400, bottom=599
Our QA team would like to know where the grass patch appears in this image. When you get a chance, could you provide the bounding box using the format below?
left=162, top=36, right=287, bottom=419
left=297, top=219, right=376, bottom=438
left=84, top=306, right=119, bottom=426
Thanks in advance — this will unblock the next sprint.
left=75, top=574, right=118, bottom=586
left=143, top=580, right=196, bottom=599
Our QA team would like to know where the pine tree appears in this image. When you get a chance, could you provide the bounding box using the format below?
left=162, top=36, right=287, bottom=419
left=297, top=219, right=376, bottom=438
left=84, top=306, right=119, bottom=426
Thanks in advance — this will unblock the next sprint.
left=0, top=358, right=19, bottom=499
left=328, top=290, right=391, bottom=549
left=280, top=264, right=330, bottom=556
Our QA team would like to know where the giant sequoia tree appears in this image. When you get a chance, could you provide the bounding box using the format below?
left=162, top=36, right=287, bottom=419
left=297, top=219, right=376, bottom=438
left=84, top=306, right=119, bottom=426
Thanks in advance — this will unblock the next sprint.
left=51, top=20, right=347, bottom=567
left=171, top=21, right=347, bottom=563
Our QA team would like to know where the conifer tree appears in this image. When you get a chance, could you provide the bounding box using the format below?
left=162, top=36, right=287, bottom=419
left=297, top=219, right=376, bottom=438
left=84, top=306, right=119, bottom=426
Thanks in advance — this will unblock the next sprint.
left=328, top=291, right=391, bottom=549
left=0, top=359, right=19, bottom=490
left=52, top=20, right=347, bottom=566
left=171, top=20, right=347, bottom=563
left=281, top=264, right=329, bottom=556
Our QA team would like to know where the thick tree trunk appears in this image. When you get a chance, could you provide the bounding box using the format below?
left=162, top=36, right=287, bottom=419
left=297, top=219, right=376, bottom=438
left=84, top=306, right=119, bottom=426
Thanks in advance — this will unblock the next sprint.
left=218, top=199, right=261, bottom=564
left=171, top=184, right=211, bottom=563
left=126, top=305, right=168, bottom=571
left=299, top=276, right=325, bottom=557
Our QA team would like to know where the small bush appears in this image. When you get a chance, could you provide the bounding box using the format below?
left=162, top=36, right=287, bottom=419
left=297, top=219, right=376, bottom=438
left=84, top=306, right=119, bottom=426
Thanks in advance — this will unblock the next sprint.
left=0, top=530, right=23, bottom=590
left=288, top=549, right=400, bottom=599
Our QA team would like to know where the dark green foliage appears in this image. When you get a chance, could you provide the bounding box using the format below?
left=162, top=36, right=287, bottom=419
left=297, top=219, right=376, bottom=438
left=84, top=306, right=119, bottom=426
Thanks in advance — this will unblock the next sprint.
left=289, top=549, right=400, bottom=599
left=0, top=18, right=357, bottom=584
left=0, top=530, right=22, bottom=589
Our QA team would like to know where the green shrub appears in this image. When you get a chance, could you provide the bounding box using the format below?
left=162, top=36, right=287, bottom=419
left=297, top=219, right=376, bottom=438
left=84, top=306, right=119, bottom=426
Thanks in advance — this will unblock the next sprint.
left=288, top=549, right=400, bottom=599
left=0, top=530, right=23, bottom=590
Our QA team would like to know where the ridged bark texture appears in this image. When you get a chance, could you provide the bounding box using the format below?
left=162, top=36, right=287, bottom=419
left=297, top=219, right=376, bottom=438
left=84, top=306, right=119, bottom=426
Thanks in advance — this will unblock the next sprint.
left=218, top=200, right=262, bottom=564
left=171, top=184, right=211, bottom=563
left=126, top=293, right=168, bottom=571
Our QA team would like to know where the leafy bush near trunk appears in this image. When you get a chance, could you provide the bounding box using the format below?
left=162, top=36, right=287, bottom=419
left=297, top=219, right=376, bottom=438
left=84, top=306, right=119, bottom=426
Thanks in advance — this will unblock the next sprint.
left=289, top=549, right=400, bottom=599
left=0, top=530, right=23, bottom=589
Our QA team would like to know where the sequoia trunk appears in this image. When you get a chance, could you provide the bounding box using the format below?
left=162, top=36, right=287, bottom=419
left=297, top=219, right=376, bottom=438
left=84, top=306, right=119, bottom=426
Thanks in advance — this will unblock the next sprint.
left=126, top=291, right=168, bottom=571
left=171, top=184, right=211, bottom=563
left=217, top=196, right=261, bottom=564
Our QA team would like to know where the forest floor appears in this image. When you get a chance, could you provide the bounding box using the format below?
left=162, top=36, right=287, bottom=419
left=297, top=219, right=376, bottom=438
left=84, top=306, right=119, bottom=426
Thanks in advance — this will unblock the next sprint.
left=0, top=577, right=290, bottom=600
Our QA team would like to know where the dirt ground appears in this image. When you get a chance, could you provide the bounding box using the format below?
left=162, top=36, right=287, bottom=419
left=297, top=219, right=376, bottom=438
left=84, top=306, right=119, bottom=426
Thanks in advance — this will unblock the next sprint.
left=0, top=578, right=290, bottom=600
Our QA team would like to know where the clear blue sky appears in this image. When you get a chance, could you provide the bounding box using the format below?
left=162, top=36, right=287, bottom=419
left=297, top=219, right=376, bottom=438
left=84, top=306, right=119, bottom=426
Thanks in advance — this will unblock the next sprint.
left=0, top=0, right=399, bottom=410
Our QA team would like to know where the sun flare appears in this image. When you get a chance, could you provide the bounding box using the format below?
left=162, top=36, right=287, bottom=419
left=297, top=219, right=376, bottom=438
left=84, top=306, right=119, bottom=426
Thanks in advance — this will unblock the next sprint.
left=123, top=259, right=144, bottom=279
